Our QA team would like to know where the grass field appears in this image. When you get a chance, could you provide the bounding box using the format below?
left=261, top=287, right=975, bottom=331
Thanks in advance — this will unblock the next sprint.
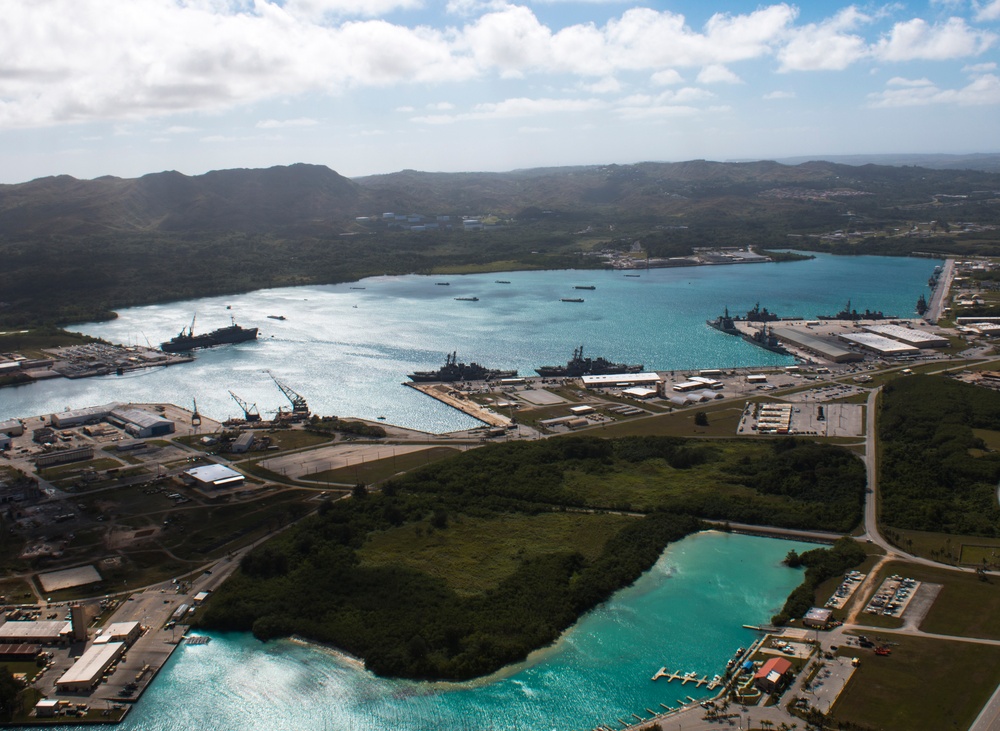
left=587, top=402, right=745, bottom=439
left=972, top=427, right=1000, bottom=451
left=358, top=511, right=636, bottom=596
left=831, top=633, right=1000, bottom=731
left=309, top=446, right=461, bottom=485
left=887, top=527, right=1000, bottom=565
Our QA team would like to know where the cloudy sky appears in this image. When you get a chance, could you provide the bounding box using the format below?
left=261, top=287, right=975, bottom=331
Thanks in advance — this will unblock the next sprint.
left=2, top=0, right=999, bottom=183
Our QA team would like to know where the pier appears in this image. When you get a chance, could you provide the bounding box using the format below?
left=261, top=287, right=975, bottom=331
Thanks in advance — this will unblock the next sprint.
left=650, top=668, right=721, bottom=689
left=404, top=382, right=512, bottom=427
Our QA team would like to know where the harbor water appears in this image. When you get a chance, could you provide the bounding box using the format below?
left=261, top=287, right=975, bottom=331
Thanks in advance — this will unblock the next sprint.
left=0, top=253, right=936, bottom=431
left=40, top=531, right=817, bottom=731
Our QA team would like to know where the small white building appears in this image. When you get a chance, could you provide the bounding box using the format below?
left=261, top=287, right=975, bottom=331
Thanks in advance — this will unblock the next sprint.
left=581, top=373, right=661, bottom=389
left=34, top=699, right=60, bottom=718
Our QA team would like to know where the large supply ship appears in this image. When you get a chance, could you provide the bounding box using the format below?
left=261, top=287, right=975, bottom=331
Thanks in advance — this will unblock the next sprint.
left=407, top=352, right=518, bottom=382
left=535, top=345, right=643, bottom=378
left=160, top=315, right=258, bottom=353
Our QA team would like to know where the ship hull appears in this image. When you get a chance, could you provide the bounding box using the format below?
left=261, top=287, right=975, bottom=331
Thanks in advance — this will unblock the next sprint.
left=161, top=326, right=258, bottom=353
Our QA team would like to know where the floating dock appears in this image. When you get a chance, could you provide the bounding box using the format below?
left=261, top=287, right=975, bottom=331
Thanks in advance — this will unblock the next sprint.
left=650, top=668, right=721, bottom=690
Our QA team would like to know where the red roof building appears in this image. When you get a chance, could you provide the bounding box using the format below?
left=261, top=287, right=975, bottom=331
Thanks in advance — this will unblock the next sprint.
left=754, top=657, right=793, bottom=694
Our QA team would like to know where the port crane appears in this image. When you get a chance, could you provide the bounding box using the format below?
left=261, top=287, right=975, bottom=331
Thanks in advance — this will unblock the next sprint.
left=229, top=391, right=261, bottom=422
left=268, top=372, right=310, bottom=420
left=191, top=397, right=202, bottom=429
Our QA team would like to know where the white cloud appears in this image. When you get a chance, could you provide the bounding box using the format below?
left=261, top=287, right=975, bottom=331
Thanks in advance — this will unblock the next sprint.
left=778, top=7, right=871, bottom=71
left=696, top=65, right=742, bottom=84
left=964, top=62, right=998, bottom=72
left=763, top=90, right=796, bottom=99
left=256, top=117, right=320, bottom=128
left=868, top=73, right=1000, bottom=106
left=579, top=77, right=622, bottom=94
left=613, top=104, right=701, bottom=121
left=976, top=0, right=1000, bottom=21
left=875, top=17, right=996, bottom=61
left=0, top=0, right=995, bottom=132
left=426, top=102, right=455, bottom=110
left=650, top=69, right=684, bottom=86
left=282, top=0, right=423, bottom=20
left=411, top=96, right=605, bottom=124
left=164, top=125, right=198, bottom=134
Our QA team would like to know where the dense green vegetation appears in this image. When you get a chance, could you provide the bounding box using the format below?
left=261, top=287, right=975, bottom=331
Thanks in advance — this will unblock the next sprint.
left=0, top=666, right=20, bottom=722
left=200, top=435, right=865, bottom=679
left=879, top=375, right=1000, bottom=536
left=773, top=537, right=866, bottom=625
left=307, top=415, right=387, bottom=439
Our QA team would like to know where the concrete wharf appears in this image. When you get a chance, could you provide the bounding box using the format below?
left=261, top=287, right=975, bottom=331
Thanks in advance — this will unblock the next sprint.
left=404, top=382, right=512, bottom=427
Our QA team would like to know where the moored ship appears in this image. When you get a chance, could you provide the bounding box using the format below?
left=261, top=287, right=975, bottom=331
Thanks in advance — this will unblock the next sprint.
left=407, top=352, right=517, bottom=382
left=535, top=345, right=643, bottom=378
left=817, top=300, right=892, bottom=321
left=160, top=315, right=258, bottom=353
left=707, top=307, right=740, bottom=335
left=742, top=326, right=790, bottom=355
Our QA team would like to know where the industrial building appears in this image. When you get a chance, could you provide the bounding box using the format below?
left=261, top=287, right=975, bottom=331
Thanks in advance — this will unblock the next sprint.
left=231, top=431, right=254, bottom=453
left=184, top=464, right=245, bottom=490
left=93, top=621, right=141, bottom=646
left=109, top=407, right=174, bottom=438
left=621, top=386, right=658, bottom=399
left=863, top=324, right=948, bottom=348
left=581, top=373, right=661, bottom=388
left=50, top=404, right=119, bottom=429
left=839, top=333, right=920, bottom=357
left=49, top=403, right=174, bottom=437
left=55, top=641, right=125, bottom=691
left=771, top=328, right=863, bottom=363
left=33, top=446, right=95, bottom=468
left=0, top=620, right=73, bottom=645
left=0, top=419, right=24, bottom=437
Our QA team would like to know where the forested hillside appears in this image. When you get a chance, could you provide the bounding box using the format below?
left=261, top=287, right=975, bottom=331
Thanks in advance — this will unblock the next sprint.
left=880, top=375, right=1000, bottom=536
left=2, top=159, right=998, bottom=328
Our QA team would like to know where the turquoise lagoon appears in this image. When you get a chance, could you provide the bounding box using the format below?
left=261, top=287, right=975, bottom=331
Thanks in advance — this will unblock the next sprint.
left=53, top=532, right=816, bottom=731
left=0, top=253, right=936, bottom=432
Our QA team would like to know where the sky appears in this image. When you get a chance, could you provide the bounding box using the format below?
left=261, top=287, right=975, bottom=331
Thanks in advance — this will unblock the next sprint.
left=2, top=0, right=1000, bottom=184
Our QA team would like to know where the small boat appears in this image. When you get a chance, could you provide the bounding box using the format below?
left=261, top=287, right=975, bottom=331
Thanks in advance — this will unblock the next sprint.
left=574, top=285, right=596, bottom=290
left=267, top=315, right=286, bottom=321
left=495, top=280, right=511, bottom=284
left=454, top=297, right=479, bottom=301
left=625, top=274, right=641, bottom=278
left=377, top=416, right=386, bottom=420
left=561, top=298, right=584, bottom=303
left=350, top=286, right=366, bottom=290
left=436, top=282, right=450, bottom=286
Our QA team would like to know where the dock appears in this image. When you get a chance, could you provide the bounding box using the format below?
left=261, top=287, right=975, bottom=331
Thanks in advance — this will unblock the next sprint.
left=650, top=668, right=721, bottom=689
left=404, top=382, right=512, bottom=427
